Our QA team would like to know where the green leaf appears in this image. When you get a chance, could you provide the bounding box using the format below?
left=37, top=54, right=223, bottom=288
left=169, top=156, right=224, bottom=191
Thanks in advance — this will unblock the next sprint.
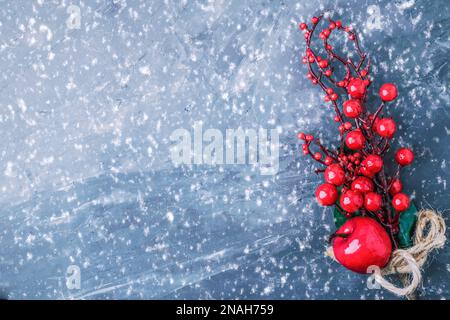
left=333, top=205, right=360, bottom=229
left=396, top=202, right=418, bottom=248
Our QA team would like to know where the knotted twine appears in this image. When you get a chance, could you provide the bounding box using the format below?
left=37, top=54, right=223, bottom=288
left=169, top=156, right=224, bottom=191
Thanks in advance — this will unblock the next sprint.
left=326, top=209, right=446, bottom=299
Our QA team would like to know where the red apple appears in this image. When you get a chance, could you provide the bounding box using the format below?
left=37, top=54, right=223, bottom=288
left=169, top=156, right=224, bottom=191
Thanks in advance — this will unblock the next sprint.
left=332, top=217, right=392, bottom=274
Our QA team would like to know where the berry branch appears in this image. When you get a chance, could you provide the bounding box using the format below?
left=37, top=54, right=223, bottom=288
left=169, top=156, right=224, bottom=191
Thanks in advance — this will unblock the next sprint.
left=297, top=14, right=415, bottom=248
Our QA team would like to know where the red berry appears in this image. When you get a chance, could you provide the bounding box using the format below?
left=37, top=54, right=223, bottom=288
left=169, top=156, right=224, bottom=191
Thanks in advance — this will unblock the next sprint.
left=360, top=70, right=368, bottom=77
left=363, top=154, right=383, bottom=174
left=376, top=118, right=396, bottom=138
left=389, top=179, right=403, bottom=196
left=336, top=20, right=342, bottom=28
left=326, top=44, right=332, bottom=50
left=329, top=22, right=336, bottom=30
left=324, top=156, right=333, bottom=165
left=314, top=152, right=322, bottom=160
left=312, top=79, right=318, bottom=85
left=379, top=83, right=398, bottom=102
left=324, top=95, right=330, bottom=102
left=348, top=34, right=355, bottom=41
left=305, top=134, right=314, bottom=142
left=308, top=56, right=315, bottom=63
left=343, top=99, right=363, bottom=118
left=297, top=132, right=306, bottom=140
left=311, top=16, right=319, bottom=24
left=364, top=192, right=382, bottom=211
left=395, top=148, right=414, bottom=166
left=340, top=190, right=363, bottom=213
left=330, top=93, right=338, bottom=101
left=299, top=22, right=307, bottom=30
left=344, top=122, right=352, bottom=130
left=318, top=60, right=329, bottom=68
left=392, top=193, right=410, bottom=212
left=315, top=183, right=338, bottom=206
left=351, top=176, right=374, bottom=194
left=323, top=29, right=331, bottom=36
left=345, top=129, right=365, bottom=150
left=307, top=72, right=313, bottom=79
left=326, top=88, right=334, bottom=95
left=347, top=78, right=366, bottom=99
left=325, top=164, right=346, bottom=186
left=325, top=69, right=332, bottom=77
left=360, top=165, right=375, bottom=178
left=334, top=115, right=340, bottom=122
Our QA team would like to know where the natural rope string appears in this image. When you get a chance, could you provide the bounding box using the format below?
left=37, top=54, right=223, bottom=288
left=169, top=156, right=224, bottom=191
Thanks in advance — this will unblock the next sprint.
left=326, top=209, right=446, bottom=298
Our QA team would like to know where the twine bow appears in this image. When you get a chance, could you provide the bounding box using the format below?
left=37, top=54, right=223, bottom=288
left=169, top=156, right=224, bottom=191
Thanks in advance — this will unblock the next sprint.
left=326, top=209, right=446, bottom=299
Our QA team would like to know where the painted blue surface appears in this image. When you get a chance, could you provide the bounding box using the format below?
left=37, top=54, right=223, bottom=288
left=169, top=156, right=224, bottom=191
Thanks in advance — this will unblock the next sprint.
left=0, top=0, right=449, bottom=299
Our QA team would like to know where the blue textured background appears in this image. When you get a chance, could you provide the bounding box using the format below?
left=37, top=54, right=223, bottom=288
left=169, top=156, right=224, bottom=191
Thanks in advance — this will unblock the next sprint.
left=0, top=0, right=449, bottom=299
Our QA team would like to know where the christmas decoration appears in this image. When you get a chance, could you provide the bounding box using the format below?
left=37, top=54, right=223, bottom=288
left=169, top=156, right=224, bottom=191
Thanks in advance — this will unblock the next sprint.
left=297, top=13, right=446, bottom=298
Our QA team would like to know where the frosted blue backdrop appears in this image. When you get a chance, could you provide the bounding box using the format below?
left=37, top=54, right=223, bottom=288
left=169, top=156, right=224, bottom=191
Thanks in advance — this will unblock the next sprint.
left=0, top=0, right=449, bottom=299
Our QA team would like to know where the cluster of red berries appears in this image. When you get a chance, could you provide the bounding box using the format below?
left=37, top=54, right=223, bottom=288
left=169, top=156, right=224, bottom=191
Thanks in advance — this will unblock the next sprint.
left=297, top=14, right=415, bottom=241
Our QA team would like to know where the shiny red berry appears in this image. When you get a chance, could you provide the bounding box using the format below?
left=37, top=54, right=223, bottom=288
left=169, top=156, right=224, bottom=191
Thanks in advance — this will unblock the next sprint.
left=395, top=148, right=414, bottom=166
left=360, top=165, right=375, bottom=178
left=314, top=152, right=322, bottom=160
left=389, top=179, right=403, bottom=196
left=305, top=134, right=314, bottom=142
left=351, top=176, right=374, bottom=194
left=311, top=16, right=319, bottom=24
left=376, top=118, right=396, bottom=138
left=340, top=190, right=363, bottom=213
left=347, top=78, right=366, bottom=99
left=344, top=122, right=352, bottom=130
left=325, top=164, right=346, bottom=186
left=343, top=99, right=363, bottom=118
left=336, top=20, right=342, bottom=28
left=297, top=132, right=306, bottom=140
left=325, top=69, right=332, bottom=77
left=363, top=154, right=383, bottom=174
left=345, top=129, right=365, bottom=150
left=299, top=23, right=307, bottom=30
left=329, top=22, right=336, bottom=30
left=315, top=183, right=338, bottom=206
left=318, top=60, right=329, bottom=68
left=379, top=83, right=398, bottom=102
left=324, top=156, right=333, bottom=165
left=364, top=192, right=382, bottom=211
left=392, top=193, right=410, bottom=212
